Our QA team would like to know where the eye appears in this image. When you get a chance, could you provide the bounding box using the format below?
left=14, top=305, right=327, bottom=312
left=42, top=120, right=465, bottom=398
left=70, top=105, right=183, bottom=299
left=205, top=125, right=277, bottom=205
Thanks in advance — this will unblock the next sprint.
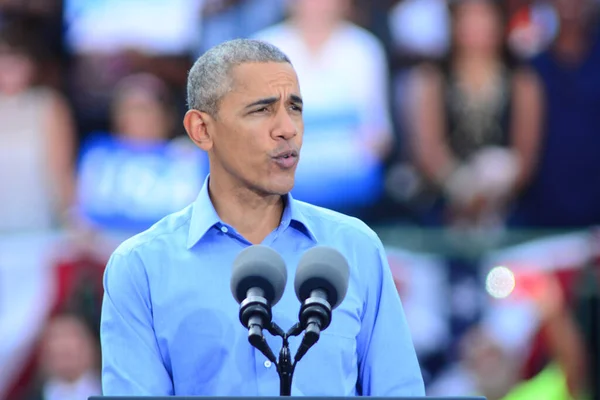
left=253, top=107, right=269, bottom=114
left=290, top=104, right=303, bottom=112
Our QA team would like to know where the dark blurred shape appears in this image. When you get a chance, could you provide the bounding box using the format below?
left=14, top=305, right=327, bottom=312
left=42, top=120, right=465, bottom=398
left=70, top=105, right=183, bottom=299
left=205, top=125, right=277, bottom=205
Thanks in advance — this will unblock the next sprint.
left=0, top=22, right=40, bottom=92
left=572, top=261, right=600, bottom=400
left=509, top=0, right=600, bottom=229
left=0, top=2, right=65, bottom=89
left=0, top=0, right=62, bottom=16
left=0, top=17, right=46, bottom=81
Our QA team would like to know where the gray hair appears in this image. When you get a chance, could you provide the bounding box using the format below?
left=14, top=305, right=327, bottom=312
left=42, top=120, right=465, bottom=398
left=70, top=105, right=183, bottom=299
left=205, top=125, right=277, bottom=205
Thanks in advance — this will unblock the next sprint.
left=187, top=39, right=292, bottom=117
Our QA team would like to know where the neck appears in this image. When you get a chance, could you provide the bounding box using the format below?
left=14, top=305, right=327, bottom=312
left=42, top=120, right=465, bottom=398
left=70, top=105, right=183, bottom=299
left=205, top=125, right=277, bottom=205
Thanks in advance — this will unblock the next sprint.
left=454, top=52, right=500, bottom=71
left=208, top=175, right=284, bottom=245
left=453, top=55, right=501, bottom=88
left=292, top=18, right=339, bottom=53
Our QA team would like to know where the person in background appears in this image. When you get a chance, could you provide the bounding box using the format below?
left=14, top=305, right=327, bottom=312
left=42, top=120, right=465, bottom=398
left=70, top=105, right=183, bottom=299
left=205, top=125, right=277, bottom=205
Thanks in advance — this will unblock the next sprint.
left=0, top=22, right=76, bottom=232
left=110, top=73, right=178, bottom=143
left=496, top=268, right=591, bottom=400
left=25, top=310, right=101, bottom=400
left=429, top=271, right=587, bottom=400
left=253, top=0, right=394, bottom=219
left=74, top=73, right=208, bottom=237
left=406, top=0, right=543, bottom=232
left=509, top=0, right=600, bottom=229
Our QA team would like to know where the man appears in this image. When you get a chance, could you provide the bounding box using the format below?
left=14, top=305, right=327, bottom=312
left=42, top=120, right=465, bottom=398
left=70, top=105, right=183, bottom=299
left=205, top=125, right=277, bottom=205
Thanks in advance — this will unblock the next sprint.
left=100, top=38, right=424, bottom=396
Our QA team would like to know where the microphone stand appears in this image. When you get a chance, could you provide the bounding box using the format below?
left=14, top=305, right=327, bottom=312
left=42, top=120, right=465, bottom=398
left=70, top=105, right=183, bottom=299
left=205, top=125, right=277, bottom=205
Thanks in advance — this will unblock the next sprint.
left=239, top=295, right=328, bottom=396
left=267, top=322, right=316, bottom=396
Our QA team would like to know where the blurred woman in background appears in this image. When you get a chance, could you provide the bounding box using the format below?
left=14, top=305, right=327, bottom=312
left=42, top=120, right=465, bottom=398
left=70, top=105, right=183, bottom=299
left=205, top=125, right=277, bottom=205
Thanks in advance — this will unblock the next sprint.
left=74, top=72, right=207, bottom=237
left=406, top=0, right=543, bottom=233
left=253, top=0, right=395, bottom=220
left=0, top=22, right=76, bottom=232
left=110, top=72, right=178, bottom=143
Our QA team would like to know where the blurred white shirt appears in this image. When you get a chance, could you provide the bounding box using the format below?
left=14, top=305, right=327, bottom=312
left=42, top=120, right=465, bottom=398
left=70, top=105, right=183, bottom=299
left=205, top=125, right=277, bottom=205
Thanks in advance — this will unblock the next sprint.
left=43, top=372, right=101, bottom=400
left=254, top=21, right=392, bottom=208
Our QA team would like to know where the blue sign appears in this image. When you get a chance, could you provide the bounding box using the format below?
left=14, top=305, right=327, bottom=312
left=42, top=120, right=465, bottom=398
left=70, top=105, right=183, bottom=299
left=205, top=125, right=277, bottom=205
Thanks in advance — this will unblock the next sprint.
left=76, top=133, right=208, bottom=233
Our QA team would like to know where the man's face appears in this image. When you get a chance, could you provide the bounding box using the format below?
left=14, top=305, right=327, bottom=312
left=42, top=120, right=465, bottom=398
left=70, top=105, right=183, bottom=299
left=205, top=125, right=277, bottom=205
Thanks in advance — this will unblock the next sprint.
left=206, top=62, right=304, bottom=196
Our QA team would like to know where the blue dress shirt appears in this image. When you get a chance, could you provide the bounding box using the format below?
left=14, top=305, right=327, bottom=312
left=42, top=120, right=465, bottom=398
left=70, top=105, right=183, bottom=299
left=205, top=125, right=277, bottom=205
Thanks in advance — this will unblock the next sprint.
left=100, top=177, right=425, bottom=396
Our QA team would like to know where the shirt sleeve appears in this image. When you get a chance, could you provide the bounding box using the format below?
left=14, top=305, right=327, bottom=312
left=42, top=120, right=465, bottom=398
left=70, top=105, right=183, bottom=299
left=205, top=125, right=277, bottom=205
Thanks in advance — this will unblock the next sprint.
left=100, top=250, right=174, bottom=395
left=356, top=236, right=425, bottom=396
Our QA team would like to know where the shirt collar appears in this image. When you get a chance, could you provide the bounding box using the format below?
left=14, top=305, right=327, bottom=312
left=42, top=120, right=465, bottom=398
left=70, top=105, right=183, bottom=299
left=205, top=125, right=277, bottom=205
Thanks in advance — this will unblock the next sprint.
left=187, top=175, right=317, bottom=249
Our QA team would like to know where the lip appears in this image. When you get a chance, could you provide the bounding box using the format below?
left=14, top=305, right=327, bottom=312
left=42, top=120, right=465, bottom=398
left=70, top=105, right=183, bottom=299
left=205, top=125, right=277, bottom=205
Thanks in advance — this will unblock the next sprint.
left=272, top=150, right=298, bottom=169
left=273, top=149, right=298, bottom=158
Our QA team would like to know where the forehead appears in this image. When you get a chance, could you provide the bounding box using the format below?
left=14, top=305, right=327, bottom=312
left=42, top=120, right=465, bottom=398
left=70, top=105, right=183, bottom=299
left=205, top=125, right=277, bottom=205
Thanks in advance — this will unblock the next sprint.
left=228, top=62, right=300, bottom=97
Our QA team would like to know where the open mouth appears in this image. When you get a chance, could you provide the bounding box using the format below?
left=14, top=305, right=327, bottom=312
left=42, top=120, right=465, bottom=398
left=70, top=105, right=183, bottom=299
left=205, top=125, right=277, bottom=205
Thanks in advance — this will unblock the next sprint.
left=273, top=150, right=298, bottom=168
left=274, top=150, right=298, bottom=159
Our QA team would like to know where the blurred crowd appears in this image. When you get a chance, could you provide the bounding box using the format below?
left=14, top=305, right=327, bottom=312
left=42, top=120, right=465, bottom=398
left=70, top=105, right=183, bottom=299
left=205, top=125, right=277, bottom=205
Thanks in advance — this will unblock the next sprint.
left=1, top=0, right=600, bottom=399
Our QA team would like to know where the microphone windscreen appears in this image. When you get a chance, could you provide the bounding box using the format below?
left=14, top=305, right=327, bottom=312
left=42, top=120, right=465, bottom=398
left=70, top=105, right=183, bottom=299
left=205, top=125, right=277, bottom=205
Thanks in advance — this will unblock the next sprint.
left=230, top=245, right=287, bottom=306
left=294, top=246, right=349, bottom=309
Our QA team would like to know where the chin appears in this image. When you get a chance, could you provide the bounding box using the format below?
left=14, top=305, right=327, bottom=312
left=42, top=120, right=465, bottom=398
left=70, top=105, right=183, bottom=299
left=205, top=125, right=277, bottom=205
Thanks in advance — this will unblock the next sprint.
left=265, top=174, right=295, bottom=195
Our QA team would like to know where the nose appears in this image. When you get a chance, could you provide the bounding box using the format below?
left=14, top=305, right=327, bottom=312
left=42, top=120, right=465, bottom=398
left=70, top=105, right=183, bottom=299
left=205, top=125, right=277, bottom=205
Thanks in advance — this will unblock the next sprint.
left=272, top=107, right=298, bottom=140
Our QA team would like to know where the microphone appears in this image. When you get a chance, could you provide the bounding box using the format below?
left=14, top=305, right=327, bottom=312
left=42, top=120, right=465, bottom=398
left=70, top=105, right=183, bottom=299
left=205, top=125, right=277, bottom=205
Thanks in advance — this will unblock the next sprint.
left=231, top=245, right=287, bottom=362
left=293, top=246, right=350, bottom=362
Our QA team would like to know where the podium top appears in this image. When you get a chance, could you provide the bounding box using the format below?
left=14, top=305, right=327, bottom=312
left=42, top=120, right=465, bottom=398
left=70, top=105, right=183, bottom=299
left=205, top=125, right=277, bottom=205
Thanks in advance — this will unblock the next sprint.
left=90, top=397, right=487, bottom=399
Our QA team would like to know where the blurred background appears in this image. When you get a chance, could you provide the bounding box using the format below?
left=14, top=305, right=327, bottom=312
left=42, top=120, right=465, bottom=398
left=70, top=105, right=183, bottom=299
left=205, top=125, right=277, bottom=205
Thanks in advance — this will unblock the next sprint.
left=1, top=0, right=599, bottom=399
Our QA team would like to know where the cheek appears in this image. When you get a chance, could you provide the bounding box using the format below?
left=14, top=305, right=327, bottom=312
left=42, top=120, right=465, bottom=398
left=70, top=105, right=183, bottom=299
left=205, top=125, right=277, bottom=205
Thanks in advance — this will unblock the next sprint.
left=216, top=126, right=264, bottom=169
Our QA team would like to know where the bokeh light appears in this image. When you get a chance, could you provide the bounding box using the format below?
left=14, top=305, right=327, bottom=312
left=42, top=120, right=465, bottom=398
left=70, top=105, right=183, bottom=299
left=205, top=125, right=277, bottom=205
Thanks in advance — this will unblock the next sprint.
left=486, top=266, right=516, bottom=299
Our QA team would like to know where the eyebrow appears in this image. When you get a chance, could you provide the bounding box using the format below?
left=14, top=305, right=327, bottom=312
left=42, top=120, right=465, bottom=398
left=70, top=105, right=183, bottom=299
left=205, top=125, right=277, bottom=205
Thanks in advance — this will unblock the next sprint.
left=290, top=94, right=303, bottom=106
left=245, top=94, right=303, bottom=109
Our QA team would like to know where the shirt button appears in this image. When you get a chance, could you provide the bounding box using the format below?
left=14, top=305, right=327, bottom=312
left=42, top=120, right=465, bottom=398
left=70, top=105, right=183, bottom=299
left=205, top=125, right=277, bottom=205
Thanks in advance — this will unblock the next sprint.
left=220, top=226, right=228, bottom=233
left=264, top=360, right=272, bottom=368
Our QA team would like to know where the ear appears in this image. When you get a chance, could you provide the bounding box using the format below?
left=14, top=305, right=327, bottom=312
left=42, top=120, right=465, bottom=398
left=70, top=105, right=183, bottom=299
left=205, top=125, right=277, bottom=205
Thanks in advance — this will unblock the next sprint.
left=184, top=109, right=213, bottom=151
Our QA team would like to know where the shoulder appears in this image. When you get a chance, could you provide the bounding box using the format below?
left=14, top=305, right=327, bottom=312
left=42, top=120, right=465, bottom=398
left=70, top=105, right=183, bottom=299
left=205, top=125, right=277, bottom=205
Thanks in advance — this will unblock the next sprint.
left=339, top=22, right=379, bottom=45
left=338, top=22, right=387, bottom=57
left=110, top=205, right=193, bottom=259
left=295, top=200, right=383, bottom=249
left=25, top=87, right=70, bottom=116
